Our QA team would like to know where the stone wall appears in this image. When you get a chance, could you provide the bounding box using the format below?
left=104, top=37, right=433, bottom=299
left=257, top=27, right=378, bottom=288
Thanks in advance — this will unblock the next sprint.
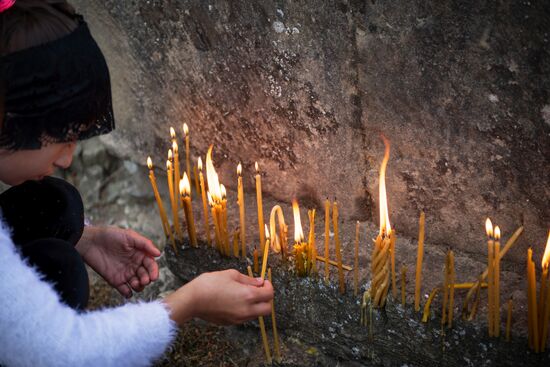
left=71, top=0, right=550, bottom=263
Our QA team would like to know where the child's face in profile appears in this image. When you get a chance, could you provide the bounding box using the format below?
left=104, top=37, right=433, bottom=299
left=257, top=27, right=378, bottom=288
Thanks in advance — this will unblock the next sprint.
left=0, top=141, right=76, bottom=185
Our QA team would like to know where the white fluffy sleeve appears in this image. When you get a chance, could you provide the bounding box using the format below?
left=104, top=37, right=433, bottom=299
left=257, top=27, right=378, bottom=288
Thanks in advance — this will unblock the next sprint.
left=0, top=219, right=177, bottom=367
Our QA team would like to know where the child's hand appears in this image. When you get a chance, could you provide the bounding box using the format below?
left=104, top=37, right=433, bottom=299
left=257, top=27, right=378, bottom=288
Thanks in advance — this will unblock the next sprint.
left=76, top=226, right=160, bottom=297
left=164, top=269, right=273, bottom=326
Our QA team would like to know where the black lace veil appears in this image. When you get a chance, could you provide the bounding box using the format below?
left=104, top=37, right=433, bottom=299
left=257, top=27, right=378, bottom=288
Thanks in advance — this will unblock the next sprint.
left=0, top=16, right=115, bottom=150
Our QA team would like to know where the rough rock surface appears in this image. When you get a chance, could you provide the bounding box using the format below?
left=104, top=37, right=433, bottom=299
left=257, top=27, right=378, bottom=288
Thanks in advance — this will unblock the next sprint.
left=70, top=0, right=549, bottom=263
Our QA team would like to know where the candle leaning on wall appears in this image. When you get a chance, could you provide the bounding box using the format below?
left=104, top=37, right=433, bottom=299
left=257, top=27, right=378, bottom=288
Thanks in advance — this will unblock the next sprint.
left=324, top=198, right=330, bottom=284
left=237, top=163, right=246, bottom=257
left=198, top=158, right=211, bottom=246
left=183, top=123, right=191, bottom=183
left=540, top=231, right=550, bottom=351
left=414, top=211, right=425, bottom=312
left=255, top=162, right=266, bottom=257
left=486, top=218, right=495, bottom=336
left=494, top=226, right=501, bottom=337
left=527, top=247, right=539, bottom=352
left=354, top=221, right=360, bottom=297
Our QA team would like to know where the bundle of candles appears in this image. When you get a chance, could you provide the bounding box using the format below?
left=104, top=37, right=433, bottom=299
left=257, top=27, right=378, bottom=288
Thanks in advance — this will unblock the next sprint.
left=146, top=126, right=550, bottom=359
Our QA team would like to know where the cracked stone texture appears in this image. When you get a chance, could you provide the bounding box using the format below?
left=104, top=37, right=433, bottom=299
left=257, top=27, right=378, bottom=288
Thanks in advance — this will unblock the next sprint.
left=71, top=0, right=550, bottom=264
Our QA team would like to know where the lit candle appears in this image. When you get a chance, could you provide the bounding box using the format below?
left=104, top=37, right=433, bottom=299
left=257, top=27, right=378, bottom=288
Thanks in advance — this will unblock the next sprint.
left=208, top=192, right=221, bottom=251
left=179, top=173, right=197, bottom=247
left=486, top=218, right=495, bottom=336
left=205, top=146, right=226, bottom=254
left=167, top=156, right=183, bottom=241
left=237, top=163, right=246, bottom=257
left=390, top=229, right=397, bottom=299
left=333, top=200, right=345, bottom=294
left=268, top=268, right=282, bottom=363
left=324, top=198, right=330, bottom=283
left=269, top=205, right=287, bottom=261
left=371, top=136, right=392, bottom=308
left=246, top=265, right=272, bottom=364
left=193, top=163, right=200, bottom=199
left=506, top=297, right=513, bottom=342
left=354, top=221, right=360, bottom=296
left=255, top=162, right=266, bottom=258
left=171, top=137, right=181, bottom=210
left=414, top=211, right=425, bottom=312
left=527, top=247, right=539, bottom=351
left=198, top=158, right=211, bottom=246
left=540, top=231, right=550, bottom=352
left=292, top=200, right=308, bottom=276
left=308, top=209, right=317, bottom=275
left=147, top=157, right=175, bottom=251
left=494, top=225, right=501, bottom=336
left=183, top=123, right=191, bottom=182
left=401, top=264, right=407, bottom=307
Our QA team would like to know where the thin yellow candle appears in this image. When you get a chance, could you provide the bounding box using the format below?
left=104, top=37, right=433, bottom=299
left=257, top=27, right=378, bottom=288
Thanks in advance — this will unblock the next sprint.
left=540, top=231, right=550, bottom=351
left=167, top=157, right=183, bottom=241
left=390, top=229, right=397, bottom=298
left=333, top=201, right=345, bottom=294
left=506, top=297, right=513, bottom=342
left=253, top=247, right=259, bottom=274
left=401, top=264, right=407, bottom=307
left=422, top=287, right=440, bottom=323
left=183, top=123, right=191, bottom=182
left=448, top=249, right=455, bottom=328
left=172, top=140, right=181, bottom=209
left=179, top=173, right=197, bottom=247
left=246, top=265, right=272, bottom=364
left=527, top=247, right=539, bottom=351
left=486, top=218, right=494, bottom=336
left=494, top=226, right=501, bottom=336
left=147, top=157, right=175, bottom=251
left=237, top=163, right=246, bottom=258
left=441, top=250, right=451, bottom=327
left=414, top=211, right=425, bottom=312
left=208, top=192, right=221, bottom=251
left=255, top=162, right=265, bottom=258
left=232, top=229, right=240, bottom=257
left=324, top=198, right=330, bottom=283
left=198, top=158, right=211, bottom=246
left=354, top=221, right=360, bottom=296
left=308, top=209, right=317, bottom=275
left=315, top=256, right=353, bottom=271
left=220, top=184, right=230, bottom=255
left=268, top=268, right=282, bottom=363
left=260, top=224, right=270, bottom=280
left=193, top=164, right=200, bottom=199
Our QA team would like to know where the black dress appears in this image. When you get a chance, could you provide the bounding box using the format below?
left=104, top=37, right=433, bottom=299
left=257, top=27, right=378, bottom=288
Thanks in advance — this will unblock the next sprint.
left=0, top=177, right=89, bottom=310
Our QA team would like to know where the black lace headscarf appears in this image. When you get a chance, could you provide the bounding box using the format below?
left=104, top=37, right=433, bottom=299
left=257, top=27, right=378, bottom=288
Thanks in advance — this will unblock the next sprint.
left=0, top=12, right=115, bottom=151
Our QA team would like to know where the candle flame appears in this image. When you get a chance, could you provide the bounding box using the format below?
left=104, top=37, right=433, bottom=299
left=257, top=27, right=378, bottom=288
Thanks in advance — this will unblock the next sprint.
left=172, top=141, right=178, bottom=154
left=181, top=172, right=191, bottom=196
left=183, top=123, right=189, bottom=136
left=166, top=160, right=172, bottom=170
left=494, top=226, right=501, bottom=241
left=485, top=218, right=493, bottom=238
left=292, top=199, right=304, bottom=243
left=265, top=224, right=270, bottom=239
left=542, top=230, right=550, bottom=269
left=147, top=156, right=153, bottom=170
left=255, top=161, right=259, bottom=173
left=168, top=149, right=173, bottom=161
left=237, top=162, right=242, bottom=176
left=220, top=184, right=226, bottom=199
left=198, top=157, right=203, bottom=171
left=206, top=145, right=222, bottom=201
left=207, top=191, right=213, bottom=206
left=378, top=135, right=392, bottom=236
left=170, top=126, right=176, bottom=140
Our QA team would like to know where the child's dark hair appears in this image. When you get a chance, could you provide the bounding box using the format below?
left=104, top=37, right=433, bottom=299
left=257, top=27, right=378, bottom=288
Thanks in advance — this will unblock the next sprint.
left=0, top=0, right=78, bottom=56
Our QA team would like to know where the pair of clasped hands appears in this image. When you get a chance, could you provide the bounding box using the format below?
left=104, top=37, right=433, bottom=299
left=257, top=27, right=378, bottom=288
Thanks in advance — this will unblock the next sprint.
left=76, top=226, right=273, bottom=325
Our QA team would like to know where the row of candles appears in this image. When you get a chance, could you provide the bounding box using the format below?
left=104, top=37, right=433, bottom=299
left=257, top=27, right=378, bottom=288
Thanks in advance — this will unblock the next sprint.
left=146, top=124, right=550, bottom=357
